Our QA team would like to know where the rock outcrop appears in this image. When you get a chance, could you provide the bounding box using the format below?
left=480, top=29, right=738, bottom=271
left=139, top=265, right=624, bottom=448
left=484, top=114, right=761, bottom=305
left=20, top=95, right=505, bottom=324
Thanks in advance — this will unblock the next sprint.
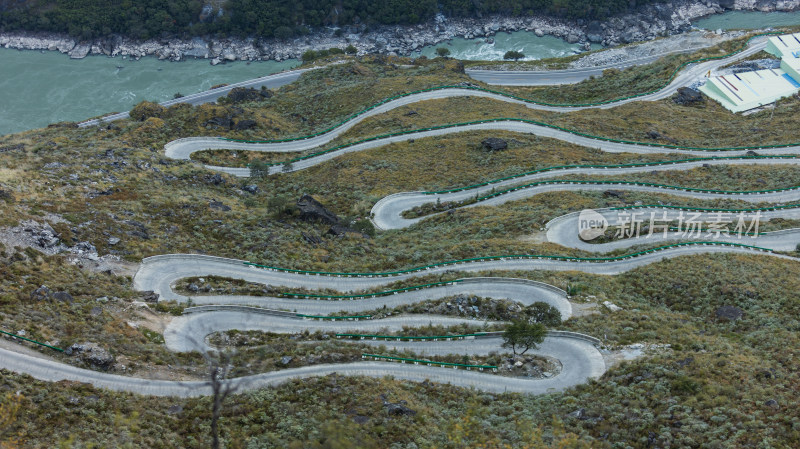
left=296, top=195, right=339, bottom=225
left=481, top=137, right=508, bottom=151
left=673, top=87, right=704, bottom=105
left=715, top=305, right=744, bottom=322
left=66, top=342, right=116, bottom=370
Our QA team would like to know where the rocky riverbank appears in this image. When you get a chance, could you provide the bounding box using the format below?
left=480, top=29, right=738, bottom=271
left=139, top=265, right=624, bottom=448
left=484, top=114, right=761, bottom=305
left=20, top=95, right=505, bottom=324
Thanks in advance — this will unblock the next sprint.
left=0, top=0, right=798, bottom=63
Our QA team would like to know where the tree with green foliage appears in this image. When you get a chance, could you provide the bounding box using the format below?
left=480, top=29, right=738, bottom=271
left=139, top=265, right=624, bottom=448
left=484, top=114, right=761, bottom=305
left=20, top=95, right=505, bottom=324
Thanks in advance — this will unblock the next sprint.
left=274, top=26, right=294, bottom=39
left=525, top=302, right=561, bottom=326
left=502, top=320, right=546, bottom=355
left=302, top=49, right=318, bottom=62
left=435, top=47, right=451, bottom=58
left=0, top=0, right=666, bottom=41
left=249, top=159, right=271, bottom=178
left=345, top=44, right=358, bottom=55
left=503, top=50, right=525, bottom=61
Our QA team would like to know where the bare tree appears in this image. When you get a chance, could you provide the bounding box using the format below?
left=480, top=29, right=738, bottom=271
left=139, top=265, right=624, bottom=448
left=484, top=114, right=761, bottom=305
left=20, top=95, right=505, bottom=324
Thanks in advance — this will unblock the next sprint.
left=160, top=317, right=248, bottom=449
left=201, top=348, right=239, bottom=449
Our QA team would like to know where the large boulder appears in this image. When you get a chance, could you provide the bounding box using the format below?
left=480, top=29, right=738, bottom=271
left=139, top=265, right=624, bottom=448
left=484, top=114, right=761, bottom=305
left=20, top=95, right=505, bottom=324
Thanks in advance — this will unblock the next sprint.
left=141, top=291, right=159, bottom=303
left=66, top=342, right=115, bottom=370
left=715, top=305, right=744, bottom=322
left=73, top=241, right=96, bottom=254
left=30, top=285, right=52, bottom=301
left=382, top=397, right=416, bottom=416
left=233, top=119, right=257, bottom=131
left=125, top=220, right=150, bottom=240
left=586, top=21, right=604, bottom=43
left=481, top=137, right=508, bottom=152
left=51, top=291, right=74, bottom=303
left=22, top=221, right=61, bottom=249
left=206, top=115, right=232, bottom=129
left=205, top=173, right=225, bottom=185
left=296, top=195, right=339, bottom=224
left=673, top=87, right=704, bottom=106
left=326, top=224, right=357, bottom=237
left=209, top=201, right=231, bottom=211
left=29, top=286, right=73, bottom=302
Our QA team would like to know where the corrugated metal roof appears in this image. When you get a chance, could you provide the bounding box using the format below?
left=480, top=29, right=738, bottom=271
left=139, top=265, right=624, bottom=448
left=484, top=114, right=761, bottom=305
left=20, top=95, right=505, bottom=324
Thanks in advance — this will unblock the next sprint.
left=704, top=34, right=800, bottom=112
left=766, top=32, right=800, bottom=58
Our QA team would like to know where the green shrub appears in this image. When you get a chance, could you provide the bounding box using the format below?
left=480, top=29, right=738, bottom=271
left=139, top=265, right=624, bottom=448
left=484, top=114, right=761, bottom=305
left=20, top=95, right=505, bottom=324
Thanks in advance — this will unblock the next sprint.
left=302, top=49, right=318, bottom=62
left=274, top=26, right=293, bottom=39
left=671, top=375, right=700, bottom=394
left=525, top=302, right=561, bottom=326
left=352, top=219, right=376, bottom=237
left=249, top=159, right=271, bottom=178
left=129, top=101, right=164, bottom=121
left=268, top=194, right=294, bottom=218
left=503, top=50, right=524, bottom=61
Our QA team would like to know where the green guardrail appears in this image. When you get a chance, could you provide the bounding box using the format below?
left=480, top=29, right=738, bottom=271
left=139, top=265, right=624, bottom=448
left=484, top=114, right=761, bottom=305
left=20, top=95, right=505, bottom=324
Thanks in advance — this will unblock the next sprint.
left=224, top=32, right=780, bottom=146
left=597, top=226, right=766, bottom=238
left=280, top=279, right=463, bottom=299
left=296, top=314, right=372, bottom=320
left=423, top=155, right=800, bottom=195
left=474, top=179, right=800, bottom=203
left=241, top=117, right=800, bottom=172
left=610, top=203, right=800, bottom=213
left=362, top=353, right=497, bottom=371
left=245, top=241, right=774, bottom=277
left=0, top=329, right=64, bottom=352
left=339, top=333, right=488, bottom=341
left=408, top=177, right=800, bottom=216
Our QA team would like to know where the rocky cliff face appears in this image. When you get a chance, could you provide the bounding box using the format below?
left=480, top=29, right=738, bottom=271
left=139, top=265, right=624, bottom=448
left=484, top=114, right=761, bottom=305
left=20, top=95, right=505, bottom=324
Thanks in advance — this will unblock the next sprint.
left=0, top=0, right=798, bottom=62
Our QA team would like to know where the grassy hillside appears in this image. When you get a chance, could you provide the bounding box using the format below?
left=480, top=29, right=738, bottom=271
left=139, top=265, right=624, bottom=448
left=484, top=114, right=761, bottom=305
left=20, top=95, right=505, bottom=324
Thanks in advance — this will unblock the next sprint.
left=1, top=47, right=800, bottom=448
left=2, top=254, right=799, bottom=448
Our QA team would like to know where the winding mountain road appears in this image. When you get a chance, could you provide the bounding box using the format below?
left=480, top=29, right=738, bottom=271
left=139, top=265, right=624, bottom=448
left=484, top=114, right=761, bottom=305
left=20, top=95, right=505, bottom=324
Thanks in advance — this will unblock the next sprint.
left=166, top=310, right=605, bottom=395
left=545, top=207, right=800, bottom=253
left=176, top=120, right=800, bottom=179
left=370, top=157, right=800, bottom=231
left=465, top=44, right=718, bottom=86
left=0, top=344, right=599, bottom=397
left=6, top=237, right=796, bottom=397
left=154, top=276, right=573, bottom=319
left=160, top=36, right=770, bottom=176
left=6, top=35, right=799, bottom=399
left=2, top=258, right=609, bottom=398
left=80, top=34, right=749, bottom=129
